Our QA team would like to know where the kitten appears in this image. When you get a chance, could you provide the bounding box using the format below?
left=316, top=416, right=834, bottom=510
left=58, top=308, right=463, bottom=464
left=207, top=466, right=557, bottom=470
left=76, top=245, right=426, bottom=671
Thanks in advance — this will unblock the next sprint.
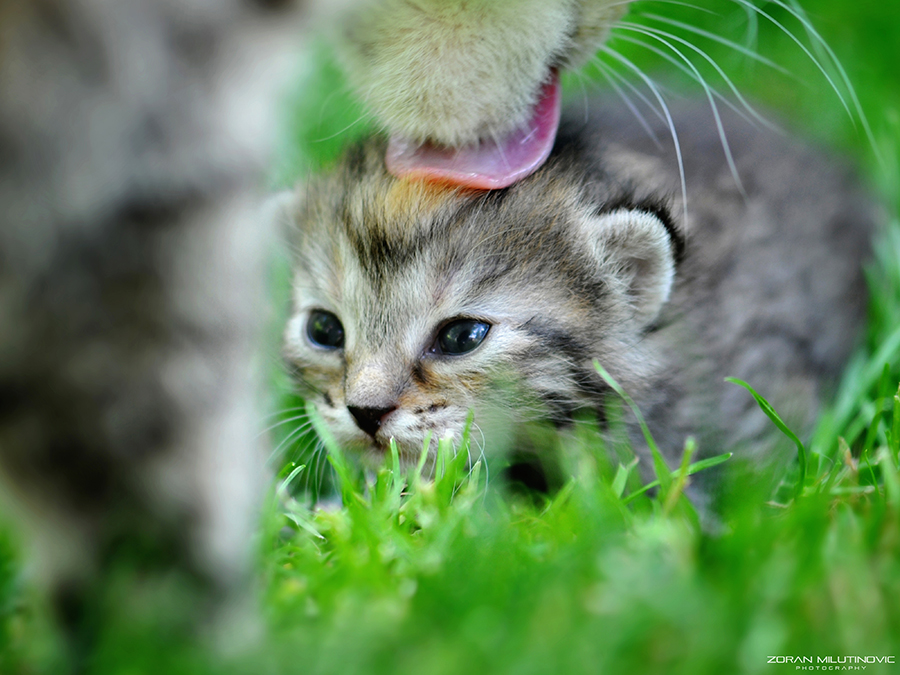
left=333, top=0, right=631, bottom=188
left=279, top=101, right=872, bottom=485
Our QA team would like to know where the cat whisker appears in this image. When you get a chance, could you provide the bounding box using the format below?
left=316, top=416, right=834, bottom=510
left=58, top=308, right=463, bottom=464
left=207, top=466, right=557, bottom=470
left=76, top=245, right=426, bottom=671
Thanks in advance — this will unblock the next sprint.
left=600, top=45, right=689, bottom=226
left=305, top=439, right=330, bottom=496
left=603, top=0, right=643, bottom=11
left=728, top=0, right=875, bottom=157
left=284, top=366, right=326, bottom=397
left=638, top=12, right=790, bottom=75
left=566, top=65, right=592, bottom=128
left=610, top=34, right=774, bottom=135
left=310, top=98, right=377, bottom=145
left=313, top=110, right=376, bottom=145
left=615, top=22, right=746, bottom=197
left=592, top=58, right=665, bottom=149
left=258, top=413, right=314, bottom=439
left=620, top=21, right=780, bottom=134
left=592, top=53, right=670, bottom=126
left=315, top=75, right=363, bottom=118
left=478, top=442, right=491, bottom=490
left=774, top=0, right=880, bottom=164
left=633, top=0, right=720, bottom=16
left=259, top=405, right=308, bottom=422
left=489, top=130, right=513, bottom=174
left=319, top=440, right=334, bottom=493
left=736, top=0, right=760, bottom=49
left=272, top=421, right=317, bottom=454
left=282, top=436, right=330, bottom=499
left=268, top=419, right=317, bottom=466
left=469, top=419, right=488, bottom=454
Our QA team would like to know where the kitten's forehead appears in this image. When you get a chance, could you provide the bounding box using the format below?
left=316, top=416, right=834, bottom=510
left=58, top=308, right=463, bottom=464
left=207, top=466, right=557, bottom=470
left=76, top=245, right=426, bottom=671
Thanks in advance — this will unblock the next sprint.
left=334, top=147, right=585, bottom=261
left=292, top=140, right=600, bottom=350
left=344, top=180, right=584, bottom=299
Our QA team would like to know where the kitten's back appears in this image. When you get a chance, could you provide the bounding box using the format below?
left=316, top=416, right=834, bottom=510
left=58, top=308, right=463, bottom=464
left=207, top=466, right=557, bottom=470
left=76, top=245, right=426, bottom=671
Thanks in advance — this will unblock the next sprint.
left=559, top=102, right=872, bottom=463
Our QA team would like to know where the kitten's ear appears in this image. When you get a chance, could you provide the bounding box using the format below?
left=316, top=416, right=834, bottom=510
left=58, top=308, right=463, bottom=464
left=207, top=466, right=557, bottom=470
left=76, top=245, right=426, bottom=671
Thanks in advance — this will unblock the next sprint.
left=581, top=208, right=680, bottom=327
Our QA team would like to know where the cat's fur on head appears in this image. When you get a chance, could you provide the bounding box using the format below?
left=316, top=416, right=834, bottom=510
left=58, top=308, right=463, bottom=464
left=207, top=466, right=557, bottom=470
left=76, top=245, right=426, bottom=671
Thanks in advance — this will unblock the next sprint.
left=280, top=101, right=872, bottom=477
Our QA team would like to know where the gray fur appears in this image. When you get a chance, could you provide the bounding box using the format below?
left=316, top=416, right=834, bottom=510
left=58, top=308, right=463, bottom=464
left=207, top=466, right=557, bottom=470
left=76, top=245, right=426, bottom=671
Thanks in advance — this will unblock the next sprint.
left=0, top=0, right=314, bottom=654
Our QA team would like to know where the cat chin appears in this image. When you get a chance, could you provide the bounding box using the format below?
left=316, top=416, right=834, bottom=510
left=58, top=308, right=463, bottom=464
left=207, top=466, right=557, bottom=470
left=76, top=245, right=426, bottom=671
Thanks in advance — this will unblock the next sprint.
left=353, top=439, right=429, bottom=471
left=339, top=430, right=469, bottom=473
left=334, top=0, right=631, bottom=187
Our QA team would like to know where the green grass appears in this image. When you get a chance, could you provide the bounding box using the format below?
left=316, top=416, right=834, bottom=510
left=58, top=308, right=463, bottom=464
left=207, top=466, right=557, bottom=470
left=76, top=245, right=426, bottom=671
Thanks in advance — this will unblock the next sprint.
left=3, top=0, right=900, bottom=673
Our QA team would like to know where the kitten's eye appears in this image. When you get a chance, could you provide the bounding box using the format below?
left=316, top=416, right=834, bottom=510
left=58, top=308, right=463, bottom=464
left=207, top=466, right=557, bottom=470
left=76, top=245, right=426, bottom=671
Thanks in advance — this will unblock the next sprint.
left=306, top=310, right=344, bottom=349
left=434, top=319, right=490, bottom=355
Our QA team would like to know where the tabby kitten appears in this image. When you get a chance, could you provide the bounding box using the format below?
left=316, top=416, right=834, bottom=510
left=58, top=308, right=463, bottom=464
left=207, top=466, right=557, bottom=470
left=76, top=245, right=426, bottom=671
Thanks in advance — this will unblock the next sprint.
left=280, top=102, right=872, bottom=480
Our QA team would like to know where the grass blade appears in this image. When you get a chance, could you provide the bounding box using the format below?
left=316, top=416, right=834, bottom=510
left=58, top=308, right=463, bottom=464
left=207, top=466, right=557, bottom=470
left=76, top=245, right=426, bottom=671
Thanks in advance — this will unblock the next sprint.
left=594, top=360, right=671, bottom=492
left=276, top=463, right=307, bottom=498
left=612, top=457, right=641, bottom=499
left=892, top=387, right=900, bottom=461
left=663, top=436, right=697, bottom=515
left=307, top=401, right=358, bottom=505
left=726, top=377, right=807, bottom=499
left=622, top=452, right=732, bottom=504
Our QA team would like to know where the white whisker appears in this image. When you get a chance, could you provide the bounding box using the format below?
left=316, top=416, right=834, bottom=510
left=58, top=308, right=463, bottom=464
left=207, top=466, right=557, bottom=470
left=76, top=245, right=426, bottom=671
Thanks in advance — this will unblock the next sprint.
left=489, top=130, right=513, bottom=173
left=775, top=0, right=881, bottom=164
left=650, top=0, right=720, bottom=15
left=315, top=440, right=331, bottom=495
left=600, top=46, right=689, bottom=228
left=616, top=22, right=751, bottom=196
left=591, top=57, right=664, bottom=148
left=310, top=109, right=376, bottom=144
left=594, top=56, right=668, bottom=125
left=268, top=419, right=317, bottom=465
left=728, top=0, right=851, bottom=118
left=639, top=13, right=789, bottom=75
left=258, top=412, right=312, bottom=438
left=261, top=404, right=308, bottom=419
left=567, top=67, right=592, bottom=127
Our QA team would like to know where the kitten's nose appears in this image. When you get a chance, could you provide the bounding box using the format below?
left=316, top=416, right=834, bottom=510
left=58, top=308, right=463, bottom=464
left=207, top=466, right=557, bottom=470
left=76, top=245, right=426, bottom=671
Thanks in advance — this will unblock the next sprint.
left=347, top=405, right=396, bottom=438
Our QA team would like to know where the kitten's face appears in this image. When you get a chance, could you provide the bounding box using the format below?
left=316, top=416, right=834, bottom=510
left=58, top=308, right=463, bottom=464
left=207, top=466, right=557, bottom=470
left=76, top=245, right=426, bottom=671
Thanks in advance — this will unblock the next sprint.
left=281, top=142, right=677, bottom=467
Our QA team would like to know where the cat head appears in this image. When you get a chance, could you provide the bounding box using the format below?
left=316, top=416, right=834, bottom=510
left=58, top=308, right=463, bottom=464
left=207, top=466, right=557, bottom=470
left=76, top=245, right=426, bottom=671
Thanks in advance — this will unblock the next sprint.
left=278, top=139, right=680, bottom=468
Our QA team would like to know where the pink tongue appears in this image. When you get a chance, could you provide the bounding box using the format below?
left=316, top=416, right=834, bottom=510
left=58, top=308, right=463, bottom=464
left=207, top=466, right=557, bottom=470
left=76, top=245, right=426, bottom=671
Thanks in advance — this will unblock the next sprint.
left=386, top=71, right=561, bottom=190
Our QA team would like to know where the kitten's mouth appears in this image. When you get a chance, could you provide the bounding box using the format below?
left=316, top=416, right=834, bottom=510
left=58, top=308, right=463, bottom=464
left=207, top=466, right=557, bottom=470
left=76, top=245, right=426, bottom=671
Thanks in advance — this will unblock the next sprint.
left=385, top=70, right=561, bottom=190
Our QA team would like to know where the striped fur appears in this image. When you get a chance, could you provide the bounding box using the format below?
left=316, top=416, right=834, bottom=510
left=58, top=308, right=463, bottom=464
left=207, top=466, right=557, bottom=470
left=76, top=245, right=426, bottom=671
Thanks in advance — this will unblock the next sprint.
left=281, top=102, right=873, bottom=479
